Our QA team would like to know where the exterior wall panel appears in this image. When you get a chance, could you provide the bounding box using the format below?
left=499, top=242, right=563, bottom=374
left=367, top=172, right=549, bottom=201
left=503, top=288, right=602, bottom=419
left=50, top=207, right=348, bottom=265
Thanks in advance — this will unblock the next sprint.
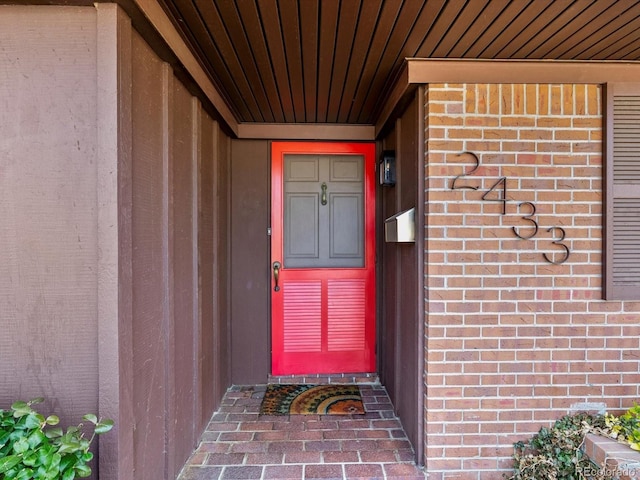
left=379, top=93, right=423, bottom=463
left=1, top=6, right=231, bottom=480
left=213, top=124, right=231, bottom=406
left=230, top=140, right=270, bottom=384
left=0, top=1, right=99, bottom=446
left=396, top=96, right=420, bottom=455
left=168, top=76, right=198, bottom=479
left=130, top=30, right=167, bottom=480
left=379, top=131, right=397, bottom=400
left=96, top=6, right=134, bottom=478
left=198, top=109, right=215, bottom=429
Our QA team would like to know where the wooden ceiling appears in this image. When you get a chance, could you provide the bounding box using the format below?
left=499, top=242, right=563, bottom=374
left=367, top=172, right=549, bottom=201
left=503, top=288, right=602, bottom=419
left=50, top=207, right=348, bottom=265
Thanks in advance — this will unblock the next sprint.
left=157, top=0, right=640, bottom=126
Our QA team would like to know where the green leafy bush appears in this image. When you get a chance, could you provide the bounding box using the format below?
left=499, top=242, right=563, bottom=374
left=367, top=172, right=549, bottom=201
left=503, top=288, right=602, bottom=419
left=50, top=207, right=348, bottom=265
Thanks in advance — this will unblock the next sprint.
left=505, top=412, right=610, bottom=480
left=0, top=398, right=113, bottom=480
left=604, top=404, right=640, bottom=451
left=507, top=405, right=640, bottom=480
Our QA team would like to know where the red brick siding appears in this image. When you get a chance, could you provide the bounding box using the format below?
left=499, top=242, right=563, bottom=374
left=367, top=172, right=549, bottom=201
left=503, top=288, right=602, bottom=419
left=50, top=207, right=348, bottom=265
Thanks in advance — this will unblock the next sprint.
left=424, top=83, right=640, bottom=479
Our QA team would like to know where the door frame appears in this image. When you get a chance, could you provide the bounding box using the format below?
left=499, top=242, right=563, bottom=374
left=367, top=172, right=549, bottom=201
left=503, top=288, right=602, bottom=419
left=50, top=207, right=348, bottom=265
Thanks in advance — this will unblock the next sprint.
left=270, top=141, right=377, bottom=375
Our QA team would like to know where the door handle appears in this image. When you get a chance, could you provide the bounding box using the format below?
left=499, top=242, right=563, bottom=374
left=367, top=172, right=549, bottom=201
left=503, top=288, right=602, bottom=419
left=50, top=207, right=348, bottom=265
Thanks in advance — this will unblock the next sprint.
left=321, top=182, right=327, bottom=206
left=272, top=261, right=281, bottom=292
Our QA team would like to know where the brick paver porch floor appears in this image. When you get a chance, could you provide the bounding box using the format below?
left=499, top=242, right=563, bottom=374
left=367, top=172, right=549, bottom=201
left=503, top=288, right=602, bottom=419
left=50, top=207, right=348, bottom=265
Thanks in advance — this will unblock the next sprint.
left=177, top=384, right=426, bottom=480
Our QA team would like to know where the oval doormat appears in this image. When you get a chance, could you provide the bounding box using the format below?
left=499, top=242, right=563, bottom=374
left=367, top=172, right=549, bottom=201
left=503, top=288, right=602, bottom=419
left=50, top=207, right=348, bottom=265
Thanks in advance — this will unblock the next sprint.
left=259, top=384, right=365, bottom=415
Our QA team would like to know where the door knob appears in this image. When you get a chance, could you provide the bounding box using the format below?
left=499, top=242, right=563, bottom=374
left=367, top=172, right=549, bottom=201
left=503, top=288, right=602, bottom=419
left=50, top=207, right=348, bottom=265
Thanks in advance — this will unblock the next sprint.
left=273, top=261, right=281, bottom=292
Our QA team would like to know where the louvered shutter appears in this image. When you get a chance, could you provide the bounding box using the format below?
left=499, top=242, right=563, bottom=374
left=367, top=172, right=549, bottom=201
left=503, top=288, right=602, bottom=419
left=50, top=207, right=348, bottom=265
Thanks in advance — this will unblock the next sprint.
left=604, top=84, right=640, bottom=300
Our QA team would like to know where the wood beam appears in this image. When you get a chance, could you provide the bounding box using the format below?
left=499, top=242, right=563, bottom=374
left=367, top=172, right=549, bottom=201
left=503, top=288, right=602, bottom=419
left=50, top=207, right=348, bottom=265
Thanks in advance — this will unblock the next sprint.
left=376, top=58, right=640, bottom=138
left=237, top=123, right=376, bottom=141
left=374, top=62, right=414, bottom=140
left=130, top=0, right=239, bottom=137
left=407, top=58, right=640, bottom=84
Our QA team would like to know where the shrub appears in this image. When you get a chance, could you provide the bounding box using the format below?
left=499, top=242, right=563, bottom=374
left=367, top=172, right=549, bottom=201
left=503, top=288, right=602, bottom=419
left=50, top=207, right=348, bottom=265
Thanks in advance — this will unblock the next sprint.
left=0, top=398, right=113, bottom=480
left=505, top=412, right=609, bottom=480
left=604, top=404, right=640, bottom=451
left=507, top=405, right=640, bottom=480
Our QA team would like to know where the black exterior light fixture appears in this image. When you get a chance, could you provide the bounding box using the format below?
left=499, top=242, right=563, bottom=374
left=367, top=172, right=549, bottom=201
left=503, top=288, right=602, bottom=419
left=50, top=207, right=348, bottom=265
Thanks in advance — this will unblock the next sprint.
left=379, top=150, right=396, bottom=186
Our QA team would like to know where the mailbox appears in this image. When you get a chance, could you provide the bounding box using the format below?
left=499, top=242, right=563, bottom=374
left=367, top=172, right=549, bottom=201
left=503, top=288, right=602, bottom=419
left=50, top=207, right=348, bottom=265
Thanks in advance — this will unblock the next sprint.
left=384, top=208, right=415, bottom=243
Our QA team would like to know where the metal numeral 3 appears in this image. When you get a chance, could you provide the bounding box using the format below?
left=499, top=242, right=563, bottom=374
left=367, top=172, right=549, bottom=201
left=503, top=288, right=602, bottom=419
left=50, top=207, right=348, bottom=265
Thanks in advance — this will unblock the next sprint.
left=512, top=201, right=539, bottom=240
left=543, top=226, right=570, bottom=265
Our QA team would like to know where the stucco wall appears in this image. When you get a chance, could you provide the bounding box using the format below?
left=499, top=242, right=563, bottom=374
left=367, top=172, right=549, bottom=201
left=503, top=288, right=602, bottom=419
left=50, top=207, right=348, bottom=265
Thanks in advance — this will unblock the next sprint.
left=0, top=4, right=99, bottom=427
left=424, top=83, right=640, bottom=479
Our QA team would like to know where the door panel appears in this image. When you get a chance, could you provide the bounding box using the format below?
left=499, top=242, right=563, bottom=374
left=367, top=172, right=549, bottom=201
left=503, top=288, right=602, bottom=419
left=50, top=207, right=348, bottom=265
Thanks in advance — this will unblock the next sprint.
left=286, top=194, right=319, bottom=260
left=330, top=194, right=363, bottom=260
left=327, top=279, right=365, bottom=351
left=283, top=280, right=322, bottom=352
left=284, top=154, right=364, bottom=269
left=271, top=142, right=376, bottom=375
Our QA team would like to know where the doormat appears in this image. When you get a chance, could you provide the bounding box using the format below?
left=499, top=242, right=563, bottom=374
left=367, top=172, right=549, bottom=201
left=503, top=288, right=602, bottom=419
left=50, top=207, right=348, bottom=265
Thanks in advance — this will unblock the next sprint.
left=259, top=384, right=365, bottom=415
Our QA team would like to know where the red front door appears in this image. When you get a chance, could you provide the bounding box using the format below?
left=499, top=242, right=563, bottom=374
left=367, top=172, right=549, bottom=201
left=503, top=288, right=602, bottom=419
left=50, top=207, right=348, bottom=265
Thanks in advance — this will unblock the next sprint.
left=271, top=142, right=376, bottom=375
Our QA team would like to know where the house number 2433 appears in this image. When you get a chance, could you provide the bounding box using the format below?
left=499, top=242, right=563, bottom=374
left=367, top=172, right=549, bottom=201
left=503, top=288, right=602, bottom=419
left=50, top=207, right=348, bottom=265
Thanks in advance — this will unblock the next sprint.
left=450, top=152, right=570, bottom=265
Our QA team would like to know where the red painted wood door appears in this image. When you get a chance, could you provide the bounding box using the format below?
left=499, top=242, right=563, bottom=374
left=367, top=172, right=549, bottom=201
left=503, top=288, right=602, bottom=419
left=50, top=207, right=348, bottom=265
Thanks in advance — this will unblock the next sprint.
left=271, top=142, right=376, bottom=375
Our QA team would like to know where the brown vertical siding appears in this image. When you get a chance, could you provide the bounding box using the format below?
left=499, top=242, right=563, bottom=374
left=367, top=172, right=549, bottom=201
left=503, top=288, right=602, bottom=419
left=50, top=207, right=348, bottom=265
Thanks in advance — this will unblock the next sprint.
left=396, top=95, right=420, bottom=456
left=1, top=5, right=232, bottom=480
left=230, top=140, right=271, bottom=384
left=213, top=125, right=231, bottom=406
left=130, top=30, right=168, bottom=480
left=379, top=92, right=423, bottom=463
left=112, top=17, right=232, bottom=480
left=0, top=0, right=100, bottom=445
left=198, top=109, right=215, bottom=428
left=379, top=133, right=398, bottom=399
left=96, top=5, right=135, bottom=478
left=198, top=113, right=231, bottom=422
left=168, top=76, right=198, bottom=479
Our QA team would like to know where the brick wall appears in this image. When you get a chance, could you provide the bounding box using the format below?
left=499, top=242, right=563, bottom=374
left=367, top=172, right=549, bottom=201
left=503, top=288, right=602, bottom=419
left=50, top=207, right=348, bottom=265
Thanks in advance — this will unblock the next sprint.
left=424, top=83, right=640, bottom=479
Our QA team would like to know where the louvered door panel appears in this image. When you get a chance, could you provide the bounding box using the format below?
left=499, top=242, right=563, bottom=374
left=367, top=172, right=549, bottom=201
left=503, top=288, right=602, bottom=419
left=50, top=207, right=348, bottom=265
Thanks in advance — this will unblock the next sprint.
left=606, top=85, right=640, bottom=299
left=327, top=280, right=366, bottom=351
left=283, top=281, right=322, bottom=352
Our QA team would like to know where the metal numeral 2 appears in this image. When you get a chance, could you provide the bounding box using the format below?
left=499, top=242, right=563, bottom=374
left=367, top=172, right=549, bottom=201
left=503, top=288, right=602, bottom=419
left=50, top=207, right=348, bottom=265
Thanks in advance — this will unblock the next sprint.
left=452, top=152, right=571, bottom=265
left=450, top=152, right=480, bottom=190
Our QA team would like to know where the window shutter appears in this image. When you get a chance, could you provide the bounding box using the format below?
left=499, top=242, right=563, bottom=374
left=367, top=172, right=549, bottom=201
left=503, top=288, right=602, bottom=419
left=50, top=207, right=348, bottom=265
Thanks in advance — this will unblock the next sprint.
left=604, top=83, right=640, bottom=300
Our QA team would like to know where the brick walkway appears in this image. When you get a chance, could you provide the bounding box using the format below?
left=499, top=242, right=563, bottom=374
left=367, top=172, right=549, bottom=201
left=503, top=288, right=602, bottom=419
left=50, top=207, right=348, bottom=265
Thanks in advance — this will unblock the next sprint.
left=177, top=384, right=426, bottom=479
